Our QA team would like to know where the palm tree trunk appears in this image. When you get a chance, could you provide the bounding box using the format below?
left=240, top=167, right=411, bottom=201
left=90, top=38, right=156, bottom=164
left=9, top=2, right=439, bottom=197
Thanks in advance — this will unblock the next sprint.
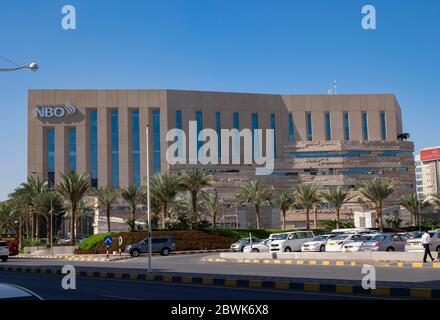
left=377, top=205, right=383, bottom=232
left=305, top=208, right=310, bottom=230
left=70, top=206, right=76, bottom=244
left=412, top=211, right=416, bottom=227
left=212, top=209, right=216, bottom=227
left=314, top=207, right=318, bottom=229
left=160, top=206, right=166, bottom=229
left=46, top=216, right=51, bottom=241
left=192, top=191, right=198, bottom=222
left=282, top=209, right=286, bottom=230
left=32, top=211, right=36, bottom=237
left=19, top=217, right=23, bottom=250
left=255, top=204, right=261, bottom=229
left=336, top=208, right=340, bottom=229
left=106, top=205, right=111, bottom=233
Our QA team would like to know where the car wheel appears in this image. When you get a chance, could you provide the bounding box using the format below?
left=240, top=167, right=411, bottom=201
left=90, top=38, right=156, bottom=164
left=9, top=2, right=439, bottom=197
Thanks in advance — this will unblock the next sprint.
left=240, top=247, right=245, bottom=252
left=252, top=248, right=260, bottom=253
left=131, top=249, right=140, bottom=257
left=319, top=245, right=325, bottom=252
left=1, top=257, right=7, bottom=262
left=386, top=247, right=395, bottom=252
left=284, top=247, right=291, bottom=252
left=161, top=248, right=170, bottom=256
left=436, top=246, right=440, bottom=252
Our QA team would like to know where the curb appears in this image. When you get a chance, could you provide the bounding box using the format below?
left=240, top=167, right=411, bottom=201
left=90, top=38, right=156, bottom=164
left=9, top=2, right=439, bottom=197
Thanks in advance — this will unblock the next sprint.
left=0, top=265, right=436, bottom=299
left=203, top=257, right=440, bottom=269
left=13, top=255, right=133, bottom=262
left=203, top=257, right=365, bottom=267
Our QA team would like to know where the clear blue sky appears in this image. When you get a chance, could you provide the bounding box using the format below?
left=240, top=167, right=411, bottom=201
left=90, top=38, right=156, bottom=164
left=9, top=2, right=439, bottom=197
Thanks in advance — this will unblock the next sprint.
left=0, top=0, right=439, bottom=199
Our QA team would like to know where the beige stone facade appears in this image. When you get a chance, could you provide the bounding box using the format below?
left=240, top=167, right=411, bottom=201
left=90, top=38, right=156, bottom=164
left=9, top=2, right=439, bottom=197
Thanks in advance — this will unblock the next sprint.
left=28, top=89, right=415, bottom=227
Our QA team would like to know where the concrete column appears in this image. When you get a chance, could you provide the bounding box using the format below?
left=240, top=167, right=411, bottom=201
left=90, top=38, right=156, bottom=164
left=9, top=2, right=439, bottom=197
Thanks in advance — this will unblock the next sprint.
left=98, top=109, right=110, bottom=187
left=119, top=107, right=130, bottom=187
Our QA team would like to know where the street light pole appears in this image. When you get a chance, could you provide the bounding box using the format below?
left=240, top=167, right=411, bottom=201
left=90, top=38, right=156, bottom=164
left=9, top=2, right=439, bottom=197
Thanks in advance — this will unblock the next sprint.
left=0, top=62, right=38, bottom=72
left=418, top=201, right=422, bottom=232
left=145, top=124, right=152, bottom=273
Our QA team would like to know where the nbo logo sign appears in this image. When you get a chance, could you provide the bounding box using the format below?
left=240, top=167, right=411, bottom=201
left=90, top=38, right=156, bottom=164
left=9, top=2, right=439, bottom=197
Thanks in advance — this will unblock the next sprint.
left=34, top=104, right=77, bottom=118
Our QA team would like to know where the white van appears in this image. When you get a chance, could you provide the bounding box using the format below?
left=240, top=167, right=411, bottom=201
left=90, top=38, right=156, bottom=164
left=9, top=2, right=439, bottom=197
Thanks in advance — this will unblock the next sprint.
left=270, top=231, right=315, bottom=252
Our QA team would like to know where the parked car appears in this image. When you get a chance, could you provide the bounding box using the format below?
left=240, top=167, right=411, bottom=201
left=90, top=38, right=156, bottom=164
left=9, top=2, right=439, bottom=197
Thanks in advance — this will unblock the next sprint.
left=270, top=231, right=315, bottom=252
left=301, top=234, right=337, bottom=252
left=331, top=228, right=372, bottom=235
left=326, top=234, right=363, bottom=252
left=0, top=241, right=9, bottom=262
left=243, top=239, right=271, bottom=253
left=360, top=233, right=408, bottom=252
left=125, top=237, right=176, bottom=257
left=0, top=284, right=43, bottom=300
left=341, top=234, right=375, bottom=252
left=230, top=238, right=260, bottom=252
left=403, top=231, right=424, bottom=239
left=405, top=230, right=440, bottom=253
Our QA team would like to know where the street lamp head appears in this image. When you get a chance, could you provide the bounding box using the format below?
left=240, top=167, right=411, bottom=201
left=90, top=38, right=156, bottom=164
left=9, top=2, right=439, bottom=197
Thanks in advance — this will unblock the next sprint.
left=28, top=62, right=39, bottom=71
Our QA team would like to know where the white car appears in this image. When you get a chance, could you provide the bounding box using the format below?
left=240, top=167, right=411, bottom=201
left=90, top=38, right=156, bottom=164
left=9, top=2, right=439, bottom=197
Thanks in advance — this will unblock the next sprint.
left=405, top=230, right=440, bottom=253
left=270, top=231, right=315, bottom=252
left=243, top=239, right=271, bottom=253
left=326, top=234, right=362, bottom=252
left=0, top=241, right=9, bottom=262
left=301, top=234, right=336, bottom=252
left=341, top=234, right=375, bottom=252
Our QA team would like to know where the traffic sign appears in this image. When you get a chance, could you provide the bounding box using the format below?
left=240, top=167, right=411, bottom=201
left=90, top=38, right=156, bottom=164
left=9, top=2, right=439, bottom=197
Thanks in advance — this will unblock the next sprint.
left=104, top=236, right=113, bottom=247
left=118, top=236, right=123, bottom=246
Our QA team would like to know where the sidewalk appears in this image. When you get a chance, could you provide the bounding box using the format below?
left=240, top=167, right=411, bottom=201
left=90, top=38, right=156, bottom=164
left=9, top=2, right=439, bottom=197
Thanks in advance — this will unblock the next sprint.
left=14, top=254, right=132, bottom=262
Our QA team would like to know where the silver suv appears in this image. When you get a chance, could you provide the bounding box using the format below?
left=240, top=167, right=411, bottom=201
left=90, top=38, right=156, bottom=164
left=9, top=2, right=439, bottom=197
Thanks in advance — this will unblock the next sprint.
left=125, top=237, right=176, bottom=257
left=0, top=241, right=9, bottom=262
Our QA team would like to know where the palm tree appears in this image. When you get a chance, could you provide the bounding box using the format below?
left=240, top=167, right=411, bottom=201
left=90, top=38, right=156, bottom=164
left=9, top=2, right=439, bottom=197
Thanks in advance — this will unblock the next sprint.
left=274, top=192, right=294, bottom=230
left=234, top=180, right=274, bottom=229
left=96, top=187, right=119, bottom=232
left=0, top=201, right=19, bottom=234
left=293, top=184, right=321, bottom=230
left=149, top=173, right=180, bottom=229
left=179, top=168, right=214, bottom=227
left=33, top=191, right=65, bottom=240
left=357, top=178, right=394, bottom=232
left=10, top=176, right=48, bottom=237
left=398, top=193, right=428, bottom=227
left=121, top=185, right=142, bottom=231
left=321, top=186, right=353, bottom=229
left=55, top=172, right=90, bottom=243
left=202, top=190, right=219, bottom=227
left=430, top=193, right=440, bottom=213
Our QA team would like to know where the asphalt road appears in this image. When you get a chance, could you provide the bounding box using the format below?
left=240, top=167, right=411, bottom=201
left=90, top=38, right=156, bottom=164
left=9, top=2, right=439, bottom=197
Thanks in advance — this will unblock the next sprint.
left=0, top=271, right=392, bottom=300
left=3, top=254, right=440, bottom=288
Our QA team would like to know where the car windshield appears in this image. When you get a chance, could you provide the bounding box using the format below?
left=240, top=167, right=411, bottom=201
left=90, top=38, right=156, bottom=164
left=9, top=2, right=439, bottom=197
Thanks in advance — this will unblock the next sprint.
left=371, top=235, right=387, bottom=241
left=0, top=241, right=7, bottom=246
left=357, top=235, right=373, bottom=241
left=271, top=234, right=288, bottom=240
left=312, top=236, right=326, bottom=241
left=332, top=235, right=350, bottom=240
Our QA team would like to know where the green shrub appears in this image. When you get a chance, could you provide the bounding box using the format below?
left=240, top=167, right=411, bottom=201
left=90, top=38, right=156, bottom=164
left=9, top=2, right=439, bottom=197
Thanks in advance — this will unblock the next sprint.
left=79, top=232, right=115, bottom=250
left=317, top=220, right=355, bottom=231
left=23, top=238, right=43, bottom=247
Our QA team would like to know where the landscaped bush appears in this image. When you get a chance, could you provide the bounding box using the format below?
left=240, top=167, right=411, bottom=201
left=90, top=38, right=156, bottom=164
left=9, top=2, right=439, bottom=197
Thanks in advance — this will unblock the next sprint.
left=22, top=237, right=43, bottom=247
left=78, top=232, right=115, bottom=250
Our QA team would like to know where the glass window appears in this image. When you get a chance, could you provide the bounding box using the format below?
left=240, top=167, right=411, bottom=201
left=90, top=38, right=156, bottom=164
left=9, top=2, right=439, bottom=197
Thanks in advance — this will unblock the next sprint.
left=196, top=111, right=203, bottom=154
left=289, top=150, right=371, bottom=158
left=380, top=111, right=387, bottom=140
left=132, top=110, right=140, bottom=187
left=306, top=112, right=312, bottom=141
left=251, top=113, right=259, bottom=159
left=362, top=112, right=368, bottom=140
left=68, top=128, right=76, bottom=172
left=89, top=110, right=98, bottom=188
left=47, top=128, right=55, bottom=186
left=111, top=110, right=119, bottom=187
left=153, top=110, right=161, bottom=174
left=325, top=112, right=331, bottom=140
left=343, top=112, right=350, bottom=140
left=288, top=113, right=294, bottom=143
left=271, top=113, right=276, bottom=158
left=216, top=112, right=221, bottom=158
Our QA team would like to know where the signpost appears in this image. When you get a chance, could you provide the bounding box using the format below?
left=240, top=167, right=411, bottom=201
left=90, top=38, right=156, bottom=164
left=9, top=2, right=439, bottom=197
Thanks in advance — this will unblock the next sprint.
left=104, top=236, right=113, bottom=260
